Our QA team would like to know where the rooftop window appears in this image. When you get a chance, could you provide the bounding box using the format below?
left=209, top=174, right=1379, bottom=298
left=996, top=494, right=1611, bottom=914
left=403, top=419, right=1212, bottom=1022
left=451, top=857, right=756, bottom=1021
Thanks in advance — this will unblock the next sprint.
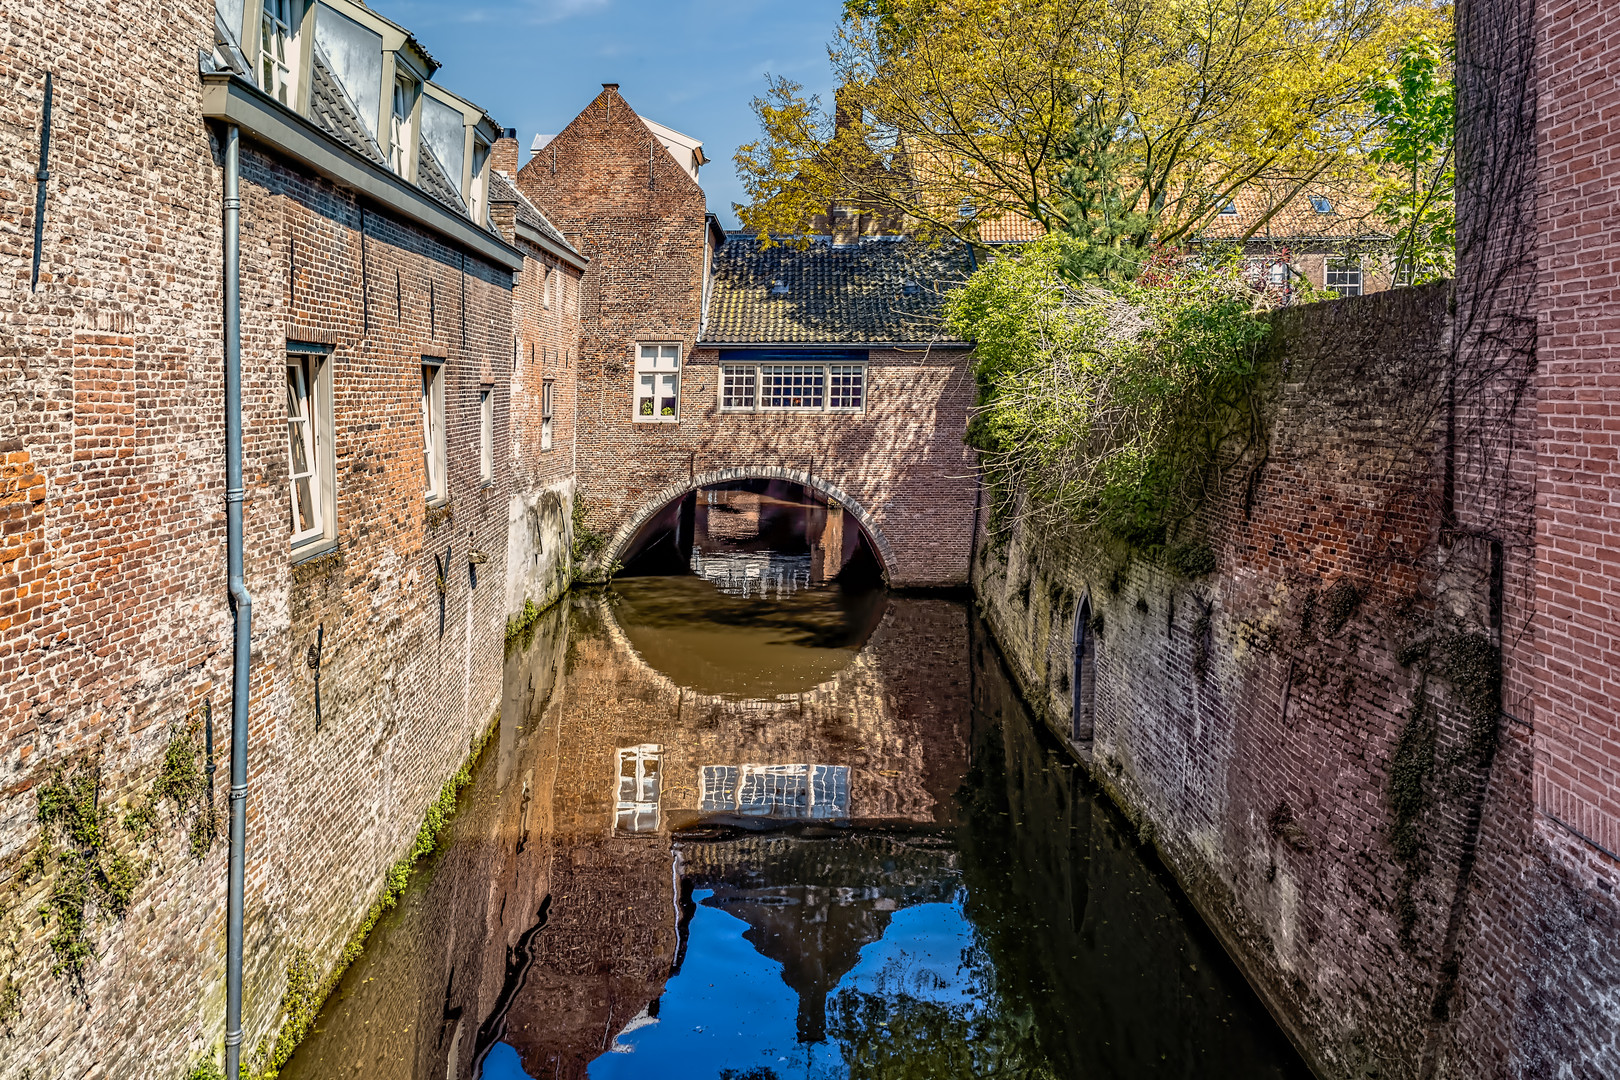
left=1218, top=202, right=1238, bottom=216
left=1310, top=195, right=1333, bottom=214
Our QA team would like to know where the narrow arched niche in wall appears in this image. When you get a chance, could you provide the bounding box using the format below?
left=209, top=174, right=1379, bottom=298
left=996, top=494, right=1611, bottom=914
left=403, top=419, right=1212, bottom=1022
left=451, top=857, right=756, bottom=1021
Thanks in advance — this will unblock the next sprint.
left=1074, top=597, right=1096, bottom=743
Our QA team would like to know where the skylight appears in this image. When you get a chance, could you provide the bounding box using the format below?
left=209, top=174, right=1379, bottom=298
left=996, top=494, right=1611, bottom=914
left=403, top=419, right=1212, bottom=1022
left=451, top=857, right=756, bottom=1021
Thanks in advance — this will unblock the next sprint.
left=1219, top=202, right=1238, bottom=216
left=1310, top=195, right=1333, bottom=214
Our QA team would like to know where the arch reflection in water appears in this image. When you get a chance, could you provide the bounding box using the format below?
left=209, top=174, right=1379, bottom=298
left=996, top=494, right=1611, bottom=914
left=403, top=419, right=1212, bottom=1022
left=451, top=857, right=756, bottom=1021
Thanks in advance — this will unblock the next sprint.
left=279, top=588, right=1307, bottom=1080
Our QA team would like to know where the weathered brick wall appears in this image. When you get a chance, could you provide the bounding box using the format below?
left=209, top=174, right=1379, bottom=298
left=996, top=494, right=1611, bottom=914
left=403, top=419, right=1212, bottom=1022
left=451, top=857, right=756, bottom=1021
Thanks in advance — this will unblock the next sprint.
left=493, top=186, right=584, bottom=618
left=0, top=4, right=525, bottom=1075
left=974, top=276, right=1620, bottom=1076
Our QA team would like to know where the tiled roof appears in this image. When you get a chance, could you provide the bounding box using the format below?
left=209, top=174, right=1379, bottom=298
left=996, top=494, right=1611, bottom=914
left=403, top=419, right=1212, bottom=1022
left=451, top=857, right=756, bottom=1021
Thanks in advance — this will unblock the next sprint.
left=702, top=234, right=971, bottom=345
left=1199, top=186, right=1390, bottom=244
left=416, top=141, right=466, bottom=215
left=488, top=170, right=578, bottom=256
left=307, top=49, right=387, bottom=169
left=975, top=212, right=1045, bottom=245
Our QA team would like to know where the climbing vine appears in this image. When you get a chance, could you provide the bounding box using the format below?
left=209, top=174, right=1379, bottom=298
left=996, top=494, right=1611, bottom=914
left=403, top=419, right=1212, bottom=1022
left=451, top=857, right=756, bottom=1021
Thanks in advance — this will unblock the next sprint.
left=946, top=235, right=1276, bottom=554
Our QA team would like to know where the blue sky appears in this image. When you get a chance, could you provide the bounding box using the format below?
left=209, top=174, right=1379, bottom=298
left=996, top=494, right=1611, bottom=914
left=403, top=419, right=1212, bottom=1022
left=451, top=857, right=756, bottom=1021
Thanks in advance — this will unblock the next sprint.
left=380, top=0, right=849, bottom=227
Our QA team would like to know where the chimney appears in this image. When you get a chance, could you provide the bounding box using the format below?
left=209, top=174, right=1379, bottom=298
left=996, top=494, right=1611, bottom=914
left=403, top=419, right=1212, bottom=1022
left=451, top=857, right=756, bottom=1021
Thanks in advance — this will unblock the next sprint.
left=491, top=127, right=519, bottom=177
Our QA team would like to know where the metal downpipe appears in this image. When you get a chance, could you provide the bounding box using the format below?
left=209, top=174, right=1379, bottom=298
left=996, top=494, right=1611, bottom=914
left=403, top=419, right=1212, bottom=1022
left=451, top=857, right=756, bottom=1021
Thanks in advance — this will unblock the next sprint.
left=222, top=123, right=252, bottom=1080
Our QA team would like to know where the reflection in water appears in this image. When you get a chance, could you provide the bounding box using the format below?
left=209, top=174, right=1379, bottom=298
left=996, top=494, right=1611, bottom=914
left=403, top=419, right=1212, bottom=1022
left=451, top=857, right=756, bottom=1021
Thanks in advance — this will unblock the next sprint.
left=282, top=579, right=1307, bottom=1080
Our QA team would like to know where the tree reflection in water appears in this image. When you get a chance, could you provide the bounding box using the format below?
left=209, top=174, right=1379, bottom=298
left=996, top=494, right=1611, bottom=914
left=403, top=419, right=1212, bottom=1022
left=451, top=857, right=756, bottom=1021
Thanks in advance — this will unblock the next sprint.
left=280, top=582, right=1305, bottom=1080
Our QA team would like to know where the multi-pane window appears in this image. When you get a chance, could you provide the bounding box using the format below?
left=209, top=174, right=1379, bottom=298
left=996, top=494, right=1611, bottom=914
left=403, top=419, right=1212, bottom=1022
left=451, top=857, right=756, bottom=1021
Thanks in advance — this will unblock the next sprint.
left=828, top=366, right=864, bottom=410
left=1268, top=262, right=1289, bottom=287
left=284, top=349, right=333, bottom=551
left=615, top=745, right=661, bottom=834
left=390, top=76, right=417, bottom=176
left=1325, top=257, right=1363, bottom=298
left=634, top=344, right=680, bottom=422
left=761, top=366, right=825, bottom=410
left=259, top=0, right=295, bottom=105
left=478, top=387, right=493, bottom=485
left=718, top=357, right=868, bottom=414
left=540, top=379, right=554, bottom=451
left=721, top=365, right=756, bottom=410
left=420, top=359, right=446, bottom=502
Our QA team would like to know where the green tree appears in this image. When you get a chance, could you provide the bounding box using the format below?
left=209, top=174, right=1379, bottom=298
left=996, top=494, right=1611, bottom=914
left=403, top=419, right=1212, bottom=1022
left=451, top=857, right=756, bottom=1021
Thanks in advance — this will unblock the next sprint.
left=737, top=0, right=1449, bottom=262
left=1366, top=36, right=1456, bottom=283
left=945, top=235, right=1272, bottom=542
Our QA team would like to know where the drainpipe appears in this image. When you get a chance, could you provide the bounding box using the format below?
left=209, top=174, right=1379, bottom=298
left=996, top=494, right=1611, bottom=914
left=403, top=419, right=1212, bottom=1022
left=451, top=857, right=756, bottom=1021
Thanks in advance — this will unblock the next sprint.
left=221, top=122, right=253, bottom=1080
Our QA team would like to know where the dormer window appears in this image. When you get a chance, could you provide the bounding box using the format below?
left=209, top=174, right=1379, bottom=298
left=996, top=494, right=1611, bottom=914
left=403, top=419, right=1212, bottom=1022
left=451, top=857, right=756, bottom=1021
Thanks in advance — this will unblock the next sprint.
left=469, top=138, right=491, bottom=223
left=390, top=75, right=419, bottom=177
left=1310, top=195, right=1334, bottom=214
left=902, top=279, right=921, bottom=296
left=770, top=279, right=789, bottom=296
left=260, top=0, right=296, bottom=104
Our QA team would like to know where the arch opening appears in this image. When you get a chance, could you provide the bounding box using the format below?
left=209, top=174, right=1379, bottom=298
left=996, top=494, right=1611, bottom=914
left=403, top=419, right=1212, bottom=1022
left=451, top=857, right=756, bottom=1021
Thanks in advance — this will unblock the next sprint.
left=613, top=475, right=888, bottom=591
left=1073, top=598, right=1096, bottom=743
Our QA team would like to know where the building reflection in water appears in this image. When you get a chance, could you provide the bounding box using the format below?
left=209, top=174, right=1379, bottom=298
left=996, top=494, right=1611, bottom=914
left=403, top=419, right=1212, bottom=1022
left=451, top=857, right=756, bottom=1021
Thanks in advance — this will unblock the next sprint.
left=281, top=574, right=1307, bottom=1080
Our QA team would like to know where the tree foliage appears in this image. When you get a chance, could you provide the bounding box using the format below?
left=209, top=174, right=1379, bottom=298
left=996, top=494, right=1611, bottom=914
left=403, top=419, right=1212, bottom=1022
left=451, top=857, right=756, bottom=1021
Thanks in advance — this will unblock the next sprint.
left=1366, top=35, right=1455, bottom=282
left=737, top=0, right=1449, bottom=262
left=946, top=235, right=1274, bottom=543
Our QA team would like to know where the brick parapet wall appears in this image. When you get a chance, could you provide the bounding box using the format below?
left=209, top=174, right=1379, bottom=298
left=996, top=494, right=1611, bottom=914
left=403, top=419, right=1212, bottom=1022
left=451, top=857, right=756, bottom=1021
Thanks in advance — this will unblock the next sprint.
left=973, top=284, right=1619, bottom=1078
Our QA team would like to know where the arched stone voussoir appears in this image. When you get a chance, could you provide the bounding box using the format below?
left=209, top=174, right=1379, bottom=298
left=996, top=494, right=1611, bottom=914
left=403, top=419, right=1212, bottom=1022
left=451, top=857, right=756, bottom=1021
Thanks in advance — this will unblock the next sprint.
left=597, top=466, right=898, bottom=582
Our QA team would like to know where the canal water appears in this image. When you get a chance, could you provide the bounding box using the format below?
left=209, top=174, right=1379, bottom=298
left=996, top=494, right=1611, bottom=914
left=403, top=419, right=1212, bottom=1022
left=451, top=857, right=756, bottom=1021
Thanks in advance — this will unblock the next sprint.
left=282, top=493, right=1308, bottom=1079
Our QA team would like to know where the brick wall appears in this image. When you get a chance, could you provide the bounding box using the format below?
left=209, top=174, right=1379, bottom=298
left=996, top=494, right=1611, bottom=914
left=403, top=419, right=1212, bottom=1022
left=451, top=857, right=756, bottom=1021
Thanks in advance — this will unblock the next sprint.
left=975, top=274, right=1620, bottom=1076
left=1531, top=0, right=1620, bottom=875
left=0, top=3, right=532, bottom=1075
left=492, top=166, right=585, bottom=618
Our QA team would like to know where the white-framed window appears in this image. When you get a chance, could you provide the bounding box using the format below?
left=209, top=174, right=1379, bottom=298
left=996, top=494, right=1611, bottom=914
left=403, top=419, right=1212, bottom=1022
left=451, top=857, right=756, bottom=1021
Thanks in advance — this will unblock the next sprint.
left=259, top=0, right=296, bottom=105
left=285, top=348, right=334, bottom=551
left=389, top=75, right=418, bottom=177
left=615, top=745, right=661, bottom=834
left=540, top=379, right=554, bottom=451
left=1325, top=256, right=1363, bottom=298
left=761, top=365, right=825, bottom=410
left=718, top=356, right=868, bottom=414
left=469, top=138, right=491, bottom=225
left=478, top=387, right=493, bottom=486
left=420, top=358, right=447, bottom=503
left=1309, top=195, right=1334, bottom=214
left=721, top=365, right=756, bottom=410
left=634, top=344, right=680, bottom=422
left=1268, top=261, right=1290, bottom=287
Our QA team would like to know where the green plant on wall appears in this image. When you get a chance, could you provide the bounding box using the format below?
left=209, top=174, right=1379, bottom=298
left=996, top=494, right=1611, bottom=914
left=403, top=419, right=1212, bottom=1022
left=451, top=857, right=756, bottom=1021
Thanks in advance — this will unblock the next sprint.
left=32, top=754, right=143, bottom=985
left=946, top=234, right=1272, bottom=550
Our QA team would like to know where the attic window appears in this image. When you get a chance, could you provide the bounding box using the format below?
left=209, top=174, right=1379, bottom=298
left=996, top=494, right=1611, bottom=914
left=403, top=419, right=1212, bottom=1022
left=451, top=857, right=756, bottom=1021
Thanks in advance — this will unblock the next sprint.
left=902, top=279, right=921, bottom=296
left=1218, top=202, right=1238, bottom=216
left=1310, top=195, right=1333, bottom=214
left=770, top=279, right=790, bottom=296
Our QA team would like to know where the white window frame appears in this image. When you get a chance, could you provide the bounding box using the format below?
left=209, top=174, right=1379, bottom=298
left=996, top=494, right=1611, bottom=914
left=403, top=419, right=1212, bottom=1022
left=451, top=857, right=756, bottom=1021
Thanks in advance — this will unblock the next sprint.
left=285, top=346, right=335, bottom=554
left=389, top=74, right=418, bottom=178
left=717, top=361, right=867, bottom=415
left=540, top=378, right=555, bottom=451
left=258, top=0, right=297, bottom=106
left=615, top=745, right=661, bottom=834
left=633, top=344, right=681, bottom=423
left=421, top=358, right=447, bottom=504
left=478, top=386, right=493, bottom=486
left=1325, top=256, right=1364, bottom=298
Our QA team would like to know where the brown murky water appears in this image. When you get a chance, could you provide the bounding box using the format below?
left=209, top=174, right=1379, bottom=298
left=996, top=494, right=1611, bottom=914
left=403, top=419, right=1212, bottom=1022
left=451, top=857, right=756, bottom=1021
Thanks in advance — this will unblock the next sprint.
left=282, top=495, right=1308, bottom=1079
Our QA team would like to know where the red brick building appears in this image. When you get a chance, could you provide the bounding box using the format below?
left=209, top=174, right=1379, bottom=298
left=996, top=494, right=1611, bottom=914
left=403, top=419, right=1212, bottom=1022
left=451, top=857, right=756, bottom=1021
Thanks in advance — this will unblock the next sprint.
left=0, top=1, right=581, bottom=1075
left=516, top=86, right=980, bottom=588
